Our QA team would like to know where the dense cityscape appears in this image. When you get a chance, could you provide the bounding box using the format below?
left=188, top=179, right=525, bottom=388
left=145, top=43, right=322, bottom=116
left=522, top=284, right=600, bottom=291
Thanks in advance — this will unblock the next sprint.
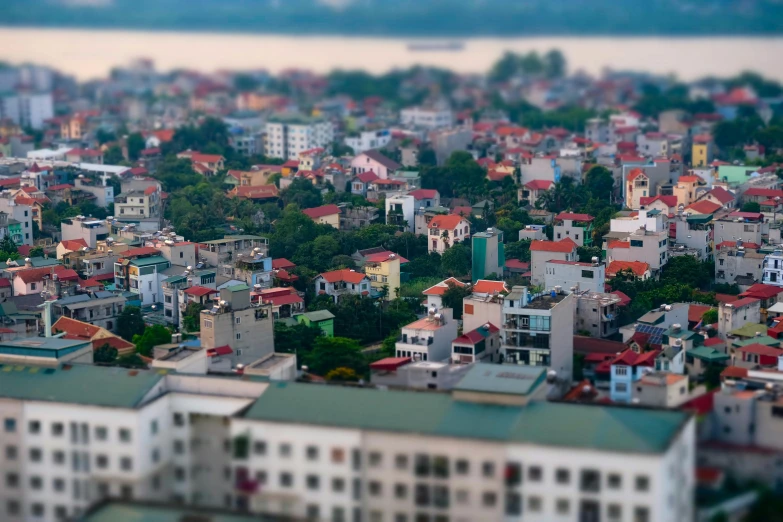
left=0, top=45, right=782, bottom=522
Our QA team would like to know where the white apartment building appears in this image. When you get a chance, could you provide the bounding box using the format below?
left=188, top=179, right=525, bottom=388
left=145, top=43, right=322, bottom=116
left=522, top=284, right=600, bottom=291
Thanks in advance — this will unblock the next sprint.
left=762, top=248, right=783, bottom=286
left=264, top=115, right=334, bottom=160
left=0, top=91, right=54, bottom=129
left=61, top=216, right=109, bottom=249
left=544, top=260, right=605, bottom=294
left=395, top=307, right=458, bottom=362
left=575, top=292, right=622, bottom=339
left=0, top=194, right=34, bottom=246
left=400, top=105, right=453, bottom=129
left=345, top=129, right=391, bottom=154
left=718, top=297, right=761, bottom=339
left=501, top=286, right=576, bottom=382
left=0, top=363, right=695, bottom=522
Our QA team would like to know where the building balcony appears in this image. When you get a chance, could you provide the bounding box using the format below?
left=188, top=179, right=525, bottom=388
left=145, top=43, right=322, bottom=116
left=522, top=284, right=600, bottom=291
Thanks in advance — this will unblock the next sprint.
left=399, top=335, right=434, bottom=347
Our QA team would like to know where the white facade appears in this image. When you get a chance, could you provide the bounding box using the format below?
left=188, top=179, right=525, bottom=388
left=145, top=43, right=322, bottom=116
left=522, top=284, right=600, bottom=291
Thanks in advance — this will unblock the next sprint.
left=61, top=217, right=109, bottom=249
left=400, top=106, right=453, bottom=129
left=762, top=249, right=783, bottom=286
left=610, top=209, right=666, bottom=233
left=385, top=194, right=416, bottom=233
left=395, top=308, right=458, bottom=362
left=0, top=92, right=54, bottom=129
left=544, top=261, right=605, bottom=294
left=0, top=194, right=34, bottom=246
left=264, top=117, right=334, bottom=160
left=345, top=129, right=391, bottom=154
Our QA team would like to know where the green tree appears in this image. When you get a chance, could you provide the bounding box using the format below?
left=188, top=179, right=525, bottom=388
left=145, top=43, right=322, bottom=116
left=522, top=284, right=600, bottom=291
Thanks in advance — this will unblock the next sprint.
left=28, top=246, right=44, bottom=258
left=94, top=343, right=118, bottom=364
left=132, top=325, right=172, bottom=357
left=742, top=201, right=761, bottom=213
left=104, top=145, right=124, bottom=164
left=702, top=308, right=718, bottom=325
left=577, top=246, right=603, bottom=263
left=116, top=353, right=147, bottom=369
left=95, top=128, right=116, bottom=145
left=417, top=148, right=437, bottom=167
left=280, top=178, right=323, bottom=209
left=182, top=302, right=203, bottom=332
left=535, top=176, right=586, bottom=212
left=116, top=306, right=145, bottom=341
left=127, top=132, right=146, bottom=161
left=0, top=236, right=17, bottom=255
left=441, top=243, right=472, bottom=277
left=584, top=165, right=614, bottom=201
left=441, top=282, right=473, bottom=320
left=273, top=322, right=324, bottom=359
left=544, top=49, right=566, bottom=78
left=234, top=74, right=259, bottom=91
left=325, top=367, right=360, bottom=382
left=305, top=337, right=367, bottom=377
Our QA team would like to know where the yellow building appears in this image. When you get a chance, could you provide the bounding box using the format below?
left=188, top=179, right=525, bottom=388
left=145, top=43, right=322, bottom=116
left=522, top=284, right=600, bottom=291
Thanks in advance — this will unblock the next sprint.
left=673, top=175, right=705, bottom=207
left=60, top=116, right=84, bottom=140
left=302, top=204, right=341, bottom=229
left=692, top=134, right=713, bottom=167
left=364, top=254, right=401, bottom=300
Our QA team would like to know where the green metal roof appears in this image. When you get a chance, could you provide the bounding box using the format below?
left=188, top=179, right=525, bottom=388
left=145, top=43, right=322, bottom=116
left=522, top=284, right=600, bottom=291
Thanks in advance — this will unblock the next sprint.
left=129, top=255, right=169, bottom=267
left=688, top=346, right=730, bottom=362
left=225, top=283, right=250, bottom=292
left=732, top=335, right=780, bottom=348
left=301, top=310, right=335, bottom=322
left=0, top=338, right=91, bottom=358
left=244, top=382, right=689, bottom=454
left=686, top=214, right=713, bottom=224
left=0, top=364, right=163, bottom=408
left=163, top=275, right=187, bottom=284
left=30, top=257, right=62, bottom=267
left=82, top=502, right=267, bottom=522
left=729, top=323, right=768, bottom=338
left=454, top=364, right=546, bottom=396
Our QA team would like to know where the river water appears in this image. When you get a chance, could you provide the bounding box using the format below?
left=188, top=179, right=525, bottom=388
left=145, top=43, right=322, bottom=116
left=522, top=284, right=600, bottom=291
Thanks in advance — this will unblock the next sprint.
left=1, top=27, right=782, bottom=82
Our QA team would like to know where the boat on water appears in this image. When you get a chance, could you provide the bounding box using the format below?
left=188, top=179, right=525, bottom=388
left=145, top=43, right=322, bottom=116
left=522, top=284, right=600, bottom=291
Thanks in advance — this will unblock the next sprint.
left=407, top=41, right=465, bottom=52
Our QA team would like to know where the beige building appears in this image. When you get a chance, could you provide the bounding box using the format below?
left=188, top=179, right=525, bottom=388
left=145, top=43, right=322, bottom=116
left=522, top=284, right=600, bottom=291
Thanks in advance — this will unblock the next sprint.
left=462, top=292, right=503, bottom=333
left=529, top=239, right=577, bottom=286
left=200, top=284, right=274, bottom=367
left=302, top=204, right=341, bottom=229
left=632, top=372, right=690, bottom=408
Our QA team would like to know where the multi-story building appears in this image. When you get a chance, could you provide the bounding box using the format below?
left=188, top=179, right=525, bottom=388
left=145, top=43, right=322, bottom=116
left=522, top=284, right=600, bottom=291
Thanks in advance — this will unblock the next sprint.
left=714, top=211, right=764, bottom=245
left=0, top=91, right=53, bottom=129
left=421, top=277, right=467, bottom=310
left=762, top=248, right=783, bottom=287
left=575, top=291, right=622, bottom=338
left=451, top=323, right=501, bottom=364
left=692, top=134, right=714, bottom=167
left=715, top=242, right=765, bottom=286
left=625, top=168, right=651, bottom=209
left=544, top=260, right=605, bottom=294
left=471, top=228, right=504, bottom=282
left=200, top=283, right=274, bottom=367
left=501, top=286, right=575, bottom=382
left=199, top=235, right=269, bottom=267
left=394, top=307, right=458, bottom=362
left=313, top=269, right=371, bottom=303
left=113, top=252, right=170, bottom=306
left=718, top=297, right=761, bottom=339
left=553, top=213, right=594, bottom=247
left=113, top=179, right=163, bottom=232
left=0, top=363, right=695, bottom=522
left=400, top=104, right=453, bottom=129
left=345, top=128, right=391, bottom=154
left=161, top=269, right=217, bottom=328
left=302, top=204, right=341, bottom=229
left=529, top=239, right=578, bottom=286
left=363, top=252, right=401, bottom=300
left=350, top=150, right=402, bottom=180
left=605, top=228, right=669, bottom=274
left=60, top=216, right=109, bottom=249
left=609, top=349, right=659, bottom=403
left=387, top=190, right=443, bottom=233
left=0, top=194, right=34, bottom=246
left=264, top=114, right=334, bottom=160
left=427, top=215, right=470, bottom=254
left=51, top=292, right=126, bottom=333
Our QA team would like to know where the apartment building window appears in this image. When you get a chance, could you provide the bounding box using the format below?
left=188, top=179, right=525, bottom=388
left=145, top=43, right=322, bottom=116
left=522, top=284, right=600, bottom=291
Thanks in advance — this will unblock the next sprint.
left=254, top=441, right=267, bottom=455
left=369, top=481, right=382, bottom=496
left=556, top=498, right=570, bottom=515
left=635, top=475, right=650, bottom=492
left=395, top=483, right=407, bottom=499
left=505, top=492, right=522, bottom=516
left=456, top=459, right=470, bottom=475
left=332, top=477, right=345, bottom=492
left=52, top=422, right=64, bottom=436
left=556, top=468, right=570, bottom=484
left=369, top=451, right=382, bottom=467
left=255, top=471, right=267, bottom=485
left=173, top=413, right=185, bottom=427
left=120, top=457, right=133, bottom=471
left=634, top=507, right=650, bottom=522
left=506, top=462, right=522, bottom=486
left=528, top=496, right=542, bottom=513
left=121, top=485, right=133, bottom=499
left=96, top=455, right=109, bottom=469
left=30, top=476, right=43, bottom=489
left=395, top=454, right=408, bottom=470
left=333, top=507, right=346, bottom=522
left=7, top=499, right=20, bottom=516
left=482, top=461, right=495, bottom=478
left=31, top=504, right=44, bottom=517
left=433, top=456, right=449, bottom=478
left=5, top=445, right=17, bottom=460
left=306, top=475, right=320, bottom=490
left=95, top=427, right=107, bottom=441
left=29, top=448, right=42, bottom=462
left=608, top=504, right=622, bottom=521
left=150, top=420, right=158, bottom=435
left=331, top=448, right=345, bottom=463
left=415, top=454, right=430, bottom=476
left=482, top=491, right=497, bottom=507
left=306, top=446, right=319, bottom=461
left=4, top=418, right=16, bottom=432
left=236, top=333, right=241, bottom=340
left=580, top=469, right=601, bottom=493
left=53, top=450, right=65, bottom=465
left=280, top=443, right=292, bottom=458
left=608, top=473, right=622, bottom=489
left=175, top=467, right=186, bottom=481
left=152, top=448, right=160, bottom=463
left=29, top=420, right=41, bottom=434
left=433, top=485, right=449, bottom=508
left=528, top=466, right=542, bottom=482
left=306, top=505, right=320, bottom=520
left=119, top=428, right=132, bottom=442
left=55, top=506, right=68, bottom=519
left=280, top=472, right=293, bottom=488
left=415, top=484, right=430, bottom=507
left=6, top=472, right=20, bottom=488
left=53, top=478, right=65, bottom=492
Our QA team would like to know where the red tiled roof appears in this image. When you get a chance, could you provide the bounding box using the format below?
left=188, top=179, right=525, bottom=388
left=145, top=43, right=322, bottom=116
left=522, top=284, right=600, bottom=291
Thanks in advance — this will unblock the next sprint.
left=46, top=183, right=74, bottom=191
left=611, top=348, right=660, bottom=367
left=0, top=177, right=21, bottom=187
left=422, top=277, right=466, bottom=296
left=685, top=200, right=721, bottom=215
left=472, top=280, right=508, bottom=295
left=678, top=175, right=702, bottom=183
left=573, top=336, right=627, bottom=355
left=262, top=293, right=303, bottom=306
left=744, top=187, right=783, bottom=198
left=272, top=258, right=296, bottom=270
left=59, top=239, right=89, bottom=251
left=606, top=261, right=650, bottom=277
left=230, top=185, right=279, bottom=200
left=364, top=252, right=410, bottom=264
left=640, top=195, right=678, bottom=208
left=0, top=278, right=11, bottom=288
left=505, top=259, right=529, bottom=270
left=318, top=269, right=367, bottom=284
left=451, top=206, right=473, bottom=216
left=302, top=204, right=341, bottom=219
left=626, top=168, right=646, bottom=182
left=607, top=240, right=630, bottom=249
left=370, top=357, right=411, bottom=371
left=355, top=171, right=379, bottom=183
left=428, top=214, right=467, bottom=230
left=721, top=366, right=749, bottom=379
left=530, top=238, right=577, bottom=253
left=184, top=286, right=218, bottom=297
left=555, top=212, right=594, bottom=222
left=120, top=246, right=160, bottom=258
left=740, top=283, right=783, bottom=300
left=282, top=160, right=299, bottom=168
left=725, top=297, right=759, bottom=309
left=611, top=290, right=632, bottom=306
left=14, top=265, right=70, bottom=284
left=703, top=337, right=725, bottom=347
left=707, top=187, right=735, bottom=204
left=727, top=211, right=763, bottom=220
left=688, top=304, right=715, bottom=323
left=524, top=179, right=554, bottom=190
left=79, top=277, right=105, bottom=288
left=714, top=293, right=739, bottom=304
left=453, top=323, right=500, bottom=345
left=191, top=153, right=224, bottom=163
left=93, top=336, right=135, bottom=354
left=408, top=189, right=438, bottom=200
left=52, top=316, right=101, bottom=339
left=207, top=345, right=233, bottom=357
left=736, top=343, right=782, bottom=357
